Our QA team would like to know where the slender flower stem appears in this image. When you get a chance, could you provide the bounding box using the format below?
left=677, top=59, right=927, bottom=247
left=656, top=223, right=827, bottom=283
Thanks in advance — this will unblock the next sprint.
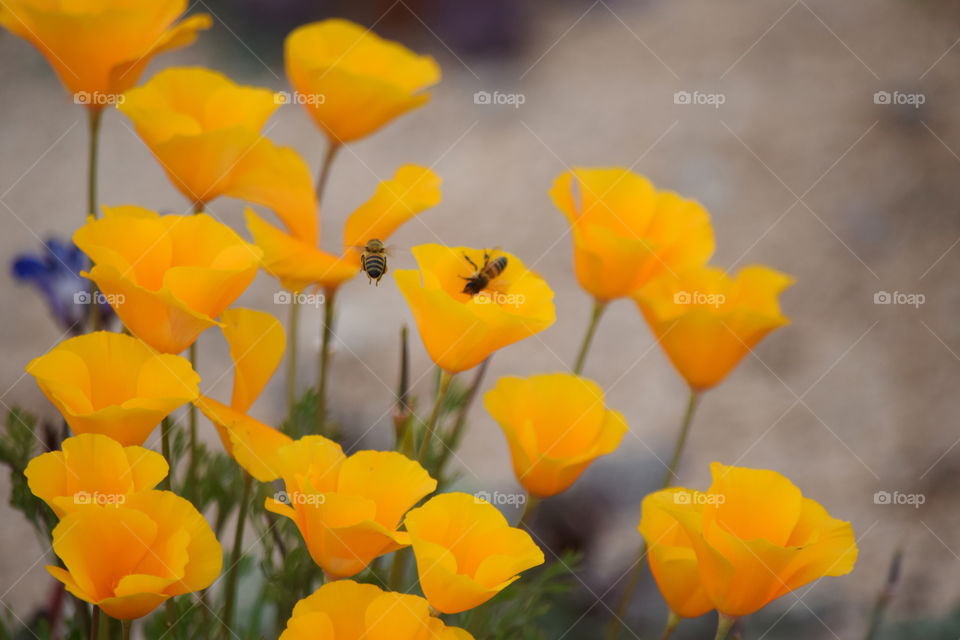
left=393, top=325, right=412, bottom=451
left=315, top=141, right=340, bottom=200
left=864, top=545, right=903, bottom=640
left=317, top=287, right=336, bottom=434
left=121, top=619, right=132, bottom=640
left=605, top=388, right=702, bottom=640
left=715, top=614, right=736, bottom=640
left=659, top=611, right=680, bottom=640
left=287, top=296, right=300, bottom=418
left=222, top=473, right=253, bottom=639
left=86, top=108, right=103, bottom=331
left=573, top=300, right=607, bottom=375
left=185, top=201, right=203, bottom=491
left=90, top=606, right=100, bottom=640
left=417, top=370, right=454, bottom=463
left=661, top=389, right=700, bottom=488
left=388, top=548, right=408, bottom=592
left=161, top=417, right=173, bottom=491
left=434, top=357, right=491, bottom=479
left=517, top=495, right=541, bottom=531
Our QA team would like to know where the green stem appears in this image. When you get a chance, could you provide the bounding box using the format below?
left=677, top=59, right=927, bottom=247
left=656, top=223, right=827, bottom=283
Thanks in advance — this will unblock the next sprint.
left=287, top=296, right=300, bottom=418
left=604, top=388, right=701, bottom=640
left=661, top=389, right=700, bottom=487
left=417, top=370, right=454, bottom=463
left=121, top=619, right=131, bottom=640
left=434, top=356, right=491, bottom=480
left=517, top=495, right=541, bottom=531
left=315, top=141, right=340, bottom=201
left=573, top=300, right=607, bottom=375
left=660, top=611, right=680, bottom=640
left=864, top=545, right=902, bottom=640
left=161, top=417, right=173, bottom=492
left=317, top=288, right=336, bottom=434
left=388, top=548, right=408, bottom=592
left=87, top=108, right=103, bottom=331
left=222, top=473, right=253, bottom=639
left=715, top=614, right=736, bottom=640
left=187, top=342, right=198, bottom=490
left=89, top=606, right=99, bottom=640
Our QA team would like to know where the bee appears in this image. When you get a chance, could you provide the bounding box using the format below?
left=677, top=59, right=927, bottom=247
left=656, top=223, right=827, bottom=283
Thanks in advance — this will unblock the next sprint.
left=461, top=249, right=508, bottom=295
left=359, top=238, right=388, bottom=285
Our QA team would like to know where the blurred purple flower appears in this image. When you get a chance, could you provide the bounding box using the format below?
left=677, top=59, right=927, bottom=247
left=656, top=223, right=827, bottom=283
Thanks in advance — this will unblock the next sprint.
left=11, top=238, right=111, bottom=333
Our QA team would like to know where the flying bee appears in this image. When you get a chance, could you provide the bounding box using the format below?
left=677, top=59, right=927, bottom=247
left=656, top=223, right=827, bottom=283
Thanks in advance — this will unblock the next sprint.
left=358, top=238, right=388, bottom=285
left=461, top=249, right=508, bottom=295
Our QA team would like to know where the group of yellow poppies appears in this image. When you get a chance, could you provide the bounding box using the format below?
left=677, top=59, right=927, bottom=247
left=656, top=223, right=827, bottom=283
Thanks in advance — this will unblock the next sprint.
left=3, top=0, right=858, bottom=638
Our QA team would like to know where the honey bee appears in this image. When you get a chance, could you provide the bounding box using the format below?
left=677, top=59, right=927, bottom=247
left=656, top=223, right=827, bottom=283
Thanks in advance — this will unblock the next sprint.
left=359, top=238, right=388, bottom=285
left=461, top=249, right=508, bottom=295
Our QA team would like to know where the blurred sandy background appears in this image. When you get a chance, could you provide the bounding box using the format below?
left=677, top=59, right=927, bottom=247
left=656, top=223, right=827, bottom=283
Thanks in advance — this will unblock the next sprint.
left=2, top=0, right=960, bottom=637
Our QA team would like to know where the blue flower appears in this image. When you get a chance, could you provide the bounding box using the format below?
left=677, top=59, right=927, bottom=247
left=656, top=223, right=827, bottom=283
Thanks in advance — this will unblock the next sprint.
left=11, top=238, right=111, bottom=333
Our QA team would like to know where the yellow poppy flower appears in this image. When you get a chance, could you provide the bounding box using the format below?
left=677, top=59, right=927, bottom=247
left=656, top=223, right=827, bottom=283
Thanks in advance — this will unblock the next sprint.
left=0, top=0, right=210, bottom=106
left=403, top=492, right=544, bottom=614
left=394, top=245, right=556, bottom=373
left=265, top=437, right=436, bottom=578
left=633, top=265, right=794, bottom=390
left=638, top=488, right=714, bottom=619
left=119, top=67, right=316, bottom=229
left=47, top=490, right=222, bottom=620
left=285, top=19, right=440, bottom=143
left=26, top=332, right=198, bottom=446
left=195, top=308, right=292, bottom=482
left=342, top=165, right=442, bottom=267
left=549, top=168, right=715, bottom=302
left=651, top=463, right=857, bottom=618
left=25, top=433, right=168, bottom=518
left=484, top=373, right=627, bottom=497
left=246, top=164, right=441, bottom=292
left=280, top=580, right=474, bottom=640
left=73, top=205, right=262, bottom=354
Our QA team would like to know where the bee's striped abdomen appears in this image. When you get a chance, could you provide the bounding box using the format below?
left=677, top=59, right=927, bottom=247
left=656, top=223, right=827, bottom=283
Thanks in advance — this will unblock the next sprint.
left=361, top=253, right=387, bottom=284
left=483, top=256, right=508, bottom=280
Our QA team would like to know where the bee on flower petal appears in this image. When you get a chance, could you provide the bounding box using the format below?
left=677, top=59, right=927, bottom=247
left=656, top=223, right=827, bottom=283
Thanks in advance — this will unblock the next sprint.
left=461, top=249, right=507, bottom=295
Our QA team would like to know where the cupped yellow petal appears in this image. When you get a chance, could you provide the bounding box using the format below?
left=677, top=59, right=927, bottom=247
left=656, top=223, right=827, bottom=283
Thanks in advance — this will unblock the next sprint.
left=484, top=373, right=627, bottom=497
left=246, top=208, right=358, bottom=292
left=0, top=0, right=210, bottom=100
left=395, top=245, right=556, bottom=373
left=118, top=67, right=280, bottom=203
left=274, top=435, right=345, bottom=493
left=25, top=433, right=168, bottom=518
left=550, top=168, right=715, bottom=301
left=26, top=332, right=199, bottom=445
left=342, top=165, right=442, bottom=264
left=284, top=19, right=440, bottom=142
left=75, top=207, right=261, bottom=353
left=638, top=488, right=714, bottom=619
left=195, top=395, right=292, bottom=482
left=634, top=265, right=793, bottom=389
left=220, top=308, right=285, bottom=413
left=404, top=492, right=544, bottom=613
left=336, top=450, right=436, bottom=529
